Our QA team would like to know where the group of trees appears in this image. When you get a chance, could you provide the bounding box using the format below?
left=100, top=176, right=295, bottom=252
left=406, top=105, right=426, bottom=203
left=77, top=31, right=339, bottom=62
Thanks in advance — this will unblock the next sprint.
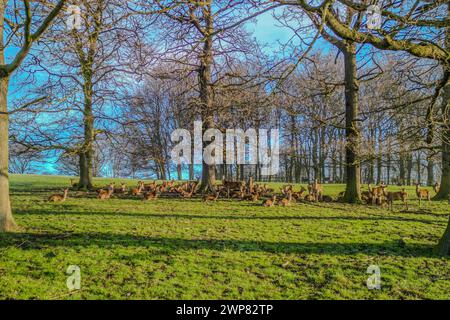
left=0, top=1, right=449, bottom=253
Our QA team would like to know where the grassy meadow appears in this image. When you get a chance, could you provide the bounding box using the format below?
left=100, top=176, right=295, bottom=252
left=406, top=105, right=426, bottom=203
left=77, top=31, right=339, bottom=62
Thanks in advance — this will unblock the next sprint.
left=0, top=174, right=449, bottom=300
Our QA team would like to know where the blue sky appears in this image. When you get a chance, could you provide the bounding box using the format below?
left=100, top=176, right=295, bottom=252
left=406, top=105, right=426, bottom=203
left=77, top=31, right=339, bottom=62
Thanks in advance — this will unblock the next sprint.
left=6, top=7, right=323, bottom=177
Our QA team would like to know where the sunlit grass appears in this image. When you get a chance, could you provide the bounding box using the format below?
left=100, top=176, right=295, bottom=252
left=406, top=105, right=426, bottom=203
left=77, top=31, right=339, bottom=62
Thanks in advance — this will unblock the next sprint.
left=0, top=174, right=449, bottom=299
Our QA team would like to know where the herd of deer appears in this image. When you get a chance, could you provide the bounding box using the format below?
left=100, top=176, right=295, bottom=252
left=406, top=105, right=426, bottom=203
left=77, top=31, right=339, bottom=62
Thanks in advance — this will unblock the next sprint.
left=46, top=178, right=441, bottom=211
left=356, top=181, right=440, bottom=210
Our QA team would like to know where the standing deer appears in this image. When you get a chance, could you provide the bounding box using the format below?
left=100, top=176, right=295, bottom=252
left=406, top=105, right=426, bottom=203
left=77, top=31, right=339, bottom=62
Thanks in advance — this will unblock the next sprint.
left=310, top=179, right=323, bottom=202
left=202, top=192, right=220, bottom=203
left=415, top=183, right=431, bottom=205
left=384, top=188, right=408, bottom=211
left=433, top=182, right=440, bottom=194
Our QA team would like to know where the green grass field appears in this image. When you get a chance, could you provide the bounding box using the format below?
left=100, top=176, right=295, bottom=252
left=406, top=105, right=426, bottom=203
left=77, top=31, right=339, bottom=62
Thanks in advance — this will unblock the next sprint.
left=0, top=174, right=449, bottom=300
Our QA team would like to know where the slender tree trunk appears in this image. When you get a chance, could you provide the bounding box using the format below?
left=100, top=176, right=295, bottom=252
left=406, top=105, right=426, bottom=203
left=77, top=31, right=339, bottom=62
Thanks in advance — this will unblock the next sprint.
left=312, top=128, right=319, bottom=181
left=342, top=43, right=361, bottom=202
left=399, top=152, right=406, bottom=185
left=376, top=127, right=382, bottom=184
left=416, top=152, right=421, bottom=185
left=386, top=153, right=391, bottom=185
left=427, top=152, right=434, bottom=186
left=406, top=153, right=413, bottom=185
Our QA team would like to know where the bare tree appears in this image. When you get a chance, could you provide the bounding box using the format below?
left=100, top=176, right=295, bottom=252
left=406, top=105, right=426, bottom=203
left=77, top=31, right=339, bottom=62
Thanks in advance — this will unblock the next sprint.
left=0, top=0, right=66, bottom=232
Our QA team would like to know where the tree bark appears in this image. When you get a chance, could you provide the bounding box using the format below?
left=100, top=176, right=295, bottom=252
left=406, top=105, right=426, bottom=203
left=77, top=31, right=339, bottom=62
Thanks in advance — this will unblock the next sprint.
left=342, top=43, right=361, bottom=203
left=0, top=75, right=16, bottom=232
left=435, top=80, right=450, bottom=200
left=427, top=151, right=434, bottom=186
left=78, top=83, right=94, bottom=190
left=198, top=3, right=216, bottom=193
left=0, top=1, right=15, bottom=231
left=438, top=216, right=450, bottom=255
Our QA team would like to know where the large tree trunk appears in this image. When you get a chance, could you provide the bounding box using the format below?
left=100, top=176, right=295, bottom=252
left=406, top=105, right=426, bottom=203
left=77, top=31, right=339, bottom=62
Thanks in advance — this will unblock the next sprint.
left=78, top=153, right=90, bottom=188
left=342, top=43, right=361, bottom=203
left=436, top=8, right=450, bottom=254
left=435, top=80, right=450, bottom=200
left=198, top=4, right=216, bottom=193
left=0, top=1, right=15, bottom=232
left=0, top=75, right=15, bottom=232
left=78, top=84, right=94, bottom=190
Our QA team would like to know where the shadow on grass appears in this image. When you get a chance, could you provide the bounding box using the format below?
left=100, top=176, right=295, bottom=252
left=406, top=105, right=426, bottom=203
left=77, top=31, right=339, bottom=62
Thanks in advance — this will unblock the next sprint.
left=0, top=231, right=437, bottom=258
left=12, top=208, right=447, bottom=225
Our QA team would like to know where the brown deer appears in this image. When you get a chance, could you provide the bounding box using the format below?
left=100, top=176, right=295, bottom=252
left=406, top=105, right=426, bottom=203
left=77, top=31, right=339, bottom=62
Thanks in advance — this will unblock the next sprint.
left=321, top=195, right=333, bottom=203
left=97, top=184, right=115, bottom=200
left=263, top=184, right=274, bottom=194
left=278, top=192, right=293, bottom=206
left=262, top=195, right=277, bottom=207
left=48, top=188, right=69, bottom=203
left=131, top=181, right=145, bottom=196
left=114, top=183, right=127, bottom=194
left=415, top=183, right=431, bottom=205
left=361, top=189, right=373, bottom=204
left=243, top=192, right=259, bottom=202
left=369, top=183, right=386, bottom=205
left=433, top=182, right=440, bottom=194
left=202, top=192, right=219, bottom=203
left=179, top=187, right=195, bottom=198
left=142, top=186, right=160, bottom=201
left=384, top=188, right=408, bottom=211
left=144, top=180, right=157, bottom=192
left=310, top=179, right=323, bottom=202
left=292, top=186, right=306, bottom=200
left=231, top=186, right=245, bottom=199
left=280, top=185, right=293, bottom=195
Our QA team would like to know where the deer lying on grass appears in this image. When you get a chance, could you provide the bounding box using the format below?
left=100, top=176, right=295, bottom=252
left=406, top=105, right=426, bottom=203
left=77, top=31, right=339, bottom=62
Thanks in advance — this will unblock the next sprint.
left=202, top=192, right=219, bottom=203
left=321, top=195, right=333, bottom=203
left=415, top=183, right=431, bottom=205
left=262, top=195, right=277, bottom=207
left=384, top=188, right=408, bottom=211
left=304, top=194, right=315, bottom=202
left=231, top=186, right=245, bottom=199
left=291, top=186, right=307, bottom=201
left=131, top=181, right=145, bottom=196
left=179, top=187, right=195, bottom=198
left=243, top=192, right=259, bottom=202
left=263, top=184, right=274, bottom=194
left=97, top=183, right=115, bottom=200
left=280, top=185, right=293, bottom=195
left=114, top=183, right=127, bottom=194
left=144, top=181, right=157, bottom=192
left=278, top=192, right=293, bottom=206
left=142, top=186, right=160, bottom=201
left=48, top=188, right=69, bottom=203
